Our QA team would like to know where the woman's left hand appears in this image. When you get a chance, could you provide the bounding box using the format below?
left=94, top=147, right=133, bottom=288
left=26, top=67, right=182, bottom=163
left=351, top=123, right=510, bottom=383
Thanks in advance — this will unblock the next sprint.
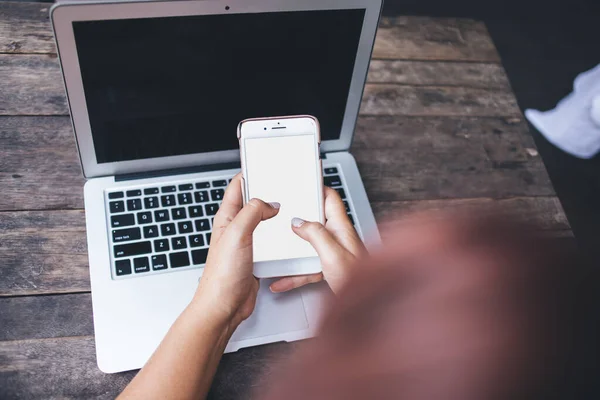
left=192, top=173, right=280, bottom=330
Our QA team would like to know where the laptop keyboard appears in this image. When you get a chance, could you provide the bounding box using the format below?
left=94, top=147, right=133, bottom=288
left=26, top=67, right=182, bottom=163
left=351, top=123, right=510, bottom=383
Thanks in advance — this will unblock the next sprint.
left=106, top=166, right=356, bottom=279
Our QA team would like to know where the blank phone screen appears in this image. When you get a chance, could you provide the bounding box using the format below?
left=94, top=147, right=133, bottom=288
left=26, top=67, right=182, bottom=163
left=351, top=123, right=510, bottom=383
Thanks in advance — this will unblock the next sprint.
left=244, top=134, right=321, bottom=262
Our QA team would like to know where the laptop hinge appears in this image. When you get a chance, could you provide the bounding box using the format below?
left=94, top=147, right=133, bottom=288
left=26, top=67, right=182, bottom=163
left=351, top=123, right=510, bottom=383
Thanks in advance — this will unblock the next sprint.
left=115, top=162, right=241, bottom=182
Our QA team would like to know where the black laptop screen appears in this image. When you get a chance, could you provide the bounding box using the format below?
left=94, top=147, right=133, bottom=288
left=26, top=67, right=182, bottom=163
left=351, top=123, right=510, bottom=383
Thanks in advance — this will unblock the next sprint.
left=72, top=9, right=366, bottom=164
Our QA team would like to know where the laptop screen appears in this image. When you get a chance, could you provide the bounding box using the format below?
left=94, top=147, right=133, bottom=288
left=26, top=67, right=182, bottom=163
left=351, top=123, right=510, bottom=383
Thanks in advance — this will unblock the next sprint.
left=72, top=9, right=366, bottom=164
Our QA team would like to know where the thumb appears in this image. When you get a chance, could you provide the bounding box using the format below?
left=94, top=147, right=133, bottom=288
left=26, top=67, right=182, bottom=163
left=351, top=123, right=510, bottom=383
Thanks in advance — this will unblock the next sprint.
left=291, top=218, right=344, bottom=263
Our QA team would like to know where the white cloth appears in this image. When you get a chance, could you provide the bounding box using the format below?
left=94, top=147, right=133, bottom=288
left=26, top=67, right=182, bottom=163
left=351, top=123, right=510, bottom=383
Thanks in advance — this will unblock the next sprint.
left=525, top=64, right=600, bottom=159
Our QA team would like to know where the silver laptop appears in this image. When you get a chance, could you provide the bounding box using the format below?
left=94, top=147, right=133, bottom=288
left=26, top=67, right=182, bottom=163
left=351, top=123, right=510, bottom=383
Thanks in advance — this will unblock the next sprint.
left=51, top=0, right=383, bottom=373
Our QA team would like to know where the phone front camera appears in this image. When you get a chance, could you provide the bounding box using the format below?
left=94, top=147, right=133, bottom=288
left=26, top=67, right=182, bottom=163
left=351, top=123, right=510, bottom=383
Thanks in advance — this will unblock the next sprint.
left=225, top=5, right=230, bottom=10
left=264, top=127, right=267, bottom=131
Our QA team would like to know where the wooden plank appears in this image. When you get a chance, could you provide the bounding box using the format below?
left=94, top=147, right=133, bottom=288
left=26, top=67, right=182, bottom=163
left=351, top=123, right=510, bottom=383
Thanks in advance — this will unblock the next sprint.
left=0, top=293, right=93, bottom=341
left=0, top=116, right=84, bottom=210
left=0, top=335, right=291, bottom=400
left=0, top=210, right=89, bottom=296
left=0, top=2, right=54, bottom=54
left=372, top=197, right=570, bottom=239
left=373, top=17, right=500, bottom=62
left=0, top=54, right=512, bottom=116
left=0, top=54, right=67, bottom=115
left=367, top=60, right=510, bottom=89
left=352, top=116, right=553, bottom=200
left=0, top=3, right=500, bottom=62
left=0, top=196, right=567, bottom=297
left=360, top=84, right=520, bottom=117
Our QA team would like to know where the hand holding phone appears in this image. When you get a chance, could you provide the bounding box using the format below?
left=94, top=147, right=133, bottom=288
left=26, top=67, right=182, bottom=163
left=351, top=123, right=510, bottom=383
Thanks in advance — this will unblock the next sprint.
left=238, top=115, right=324, bottom=278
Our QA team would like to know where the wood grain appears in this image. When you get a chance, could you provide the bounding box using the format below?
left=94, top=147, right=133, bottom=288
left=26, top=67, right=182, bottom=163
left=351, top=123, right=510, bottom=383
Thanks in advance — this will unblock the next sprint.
left=367, top=60, right=509, bottom=88
left=374, top=16, right=500, bottom=62
left=0, top=3, right=500, bottom=62
left=0, top=335, right=293, bottom=400
left=0, top=54, right=512, bottom=116
left=0, top=293, right=93, bottom=341
left=0, top=210, right=89, bottom=296
left=360, top=84, right=520, bottom=117
left=0, top=2, right=54, bottom=54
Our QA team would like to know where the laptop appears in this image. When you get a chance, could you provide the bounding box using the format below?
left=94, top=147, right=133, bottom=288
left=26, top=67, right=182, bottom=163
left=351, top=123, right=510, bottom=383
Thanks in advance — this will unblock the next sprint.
left=51, top=0, right=383, bottom=373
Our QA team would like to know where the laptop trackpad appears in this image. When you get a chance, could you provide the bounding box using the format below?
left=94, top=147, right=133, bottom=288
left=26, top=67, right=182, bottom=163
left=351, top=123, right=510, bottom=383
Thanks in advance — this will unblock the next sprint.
left=230, top=279, right=309, bottom=342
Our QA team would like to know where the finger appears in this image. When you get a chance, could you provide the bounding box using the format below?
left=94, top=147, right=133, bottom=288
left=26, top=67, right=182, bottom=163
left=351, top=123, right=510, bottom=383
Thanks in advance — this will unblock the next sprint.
left=223, top=198, right=280, bottom=245
left=323, top=187, right=365, bottom=256
left=212, top=173, right=244, bottom=243
left=270, top=273, right=324, bottom=293
left=291, top=219, right=346, bottom=265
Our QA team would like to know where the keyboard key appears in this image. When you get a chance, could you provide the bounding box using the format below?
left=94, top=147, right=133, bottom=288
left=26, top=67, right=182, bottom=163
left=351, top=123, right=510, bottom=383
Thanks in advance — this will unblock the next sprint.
left=195, top=219, right=210, bottom=231
left=114, top=241, right=152, bottom=258
left=178, top=220, right=193, bottom=234
left=194, top=191, right=209, bottom=203
left=206, top=232, right=211, bottom=244
left=188, top=205, right=204, bottom=218
left=152, top=254, right=168, bottom=271
left=137, top=211, right=153, bottom=224
left=154, top=238, right=170, bottom=252
left=112, top=227, right=141, bottom=243
left=143, top=225, right=159, bottom=238
left=335, top=188, right=347, bottom=199
left=324, top=175, right=342, bottom=187
left=170, top=251, right=190, bottom=268
left=196, top=182, right=210, bottom=189
left=127, top=199, right=142, bottom=211
left=109, top=201, right=124, bottom=214
left=172, top=207, right=187, bottom=220
left=178, top=192, right=192, bottom=205
left=111, top=213, right=135, bottom=228
left=324, top=167, right=338, bottom=175
left=108, top=192, right=124, bottom=199
left=178, top=184, right=193, bottom=191
left=144, top=196, right=159, bottom=209
left=347, top=214, right=355, bottom=225
left=144, top=188, right=159, bottom=195
left=343, top=201, right=351, bottom=212
left=205, top=203, right=219, bottom=216
left=189, top=234, right=205, bottom=247
left=161, top=195, right=176, bottom=207
left=126, top=189, right=141, bottom=197
left=161, top=186, right=176, bottom=193
left=171, top=236, right=187, bottom=250
left=161, top=223, right=176, bottom=236
left=192, top=249, right=209, bottom=265
left=210, top=189, right=224, bottom=201
left=212, top=180, right=228, bottom=187
left=115, top=259, right=131, bottom=276
left=154, top=210, right=170, bottom=222
left=133, top=257, right=150, bottom=273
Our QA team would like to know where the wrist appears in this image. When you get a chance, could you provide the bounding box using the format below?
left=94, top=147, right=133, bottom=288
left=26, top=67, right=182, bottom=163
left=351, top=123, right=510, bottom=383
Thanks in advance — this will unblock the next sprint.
left=187, top=293, right=241, bottom=335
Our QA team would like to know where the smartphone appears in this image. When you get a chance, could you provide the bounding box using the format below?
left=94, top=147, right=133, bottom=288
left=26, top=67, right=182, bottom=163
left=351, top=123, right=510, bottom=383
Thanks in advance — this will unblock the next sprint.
left=238, top=115, right=325, bottom=278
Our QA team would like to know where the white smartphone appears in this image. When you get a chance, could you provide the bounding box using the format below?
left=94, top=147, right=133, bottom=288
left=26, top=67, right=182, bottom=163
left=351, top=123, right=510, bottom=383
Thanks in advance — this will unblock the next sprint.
left=238, top=115, right=325, bottom=278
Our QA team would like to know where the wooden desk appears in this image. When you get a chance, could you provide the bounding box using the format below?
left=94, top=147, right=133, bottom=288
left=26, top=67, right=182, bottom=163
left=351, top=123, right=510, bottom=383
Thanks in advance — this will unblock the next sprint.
left=0, top=2, right=570, bottom=398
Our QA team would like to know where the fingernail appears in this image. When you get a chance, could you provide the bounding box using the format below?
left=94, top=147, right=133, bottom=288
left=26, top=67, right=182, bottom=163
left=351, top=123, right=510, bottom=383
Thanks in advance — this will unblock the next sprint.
left=269, top=202, right=281, bottom=209
left=291, top=217, right=305, bottom=227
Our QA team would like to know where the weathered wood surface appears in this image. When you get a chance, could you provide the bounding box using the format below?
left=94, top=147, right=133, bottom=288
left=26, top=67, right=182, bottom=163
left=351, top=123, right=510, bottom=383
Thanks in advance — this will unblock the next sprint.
left=1, top=3, right=499, bottom=62
left=0, top=2, right=567, bottom=399
left=0, top=335, right=292, bottom=400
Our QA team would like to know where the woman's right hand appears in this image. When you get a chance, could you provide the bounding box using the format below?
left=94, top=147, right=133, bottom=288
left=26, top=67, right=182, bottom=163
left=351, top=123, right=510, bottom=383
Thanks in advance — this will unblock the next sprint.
left=269, top=186, right=366, bottom=294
